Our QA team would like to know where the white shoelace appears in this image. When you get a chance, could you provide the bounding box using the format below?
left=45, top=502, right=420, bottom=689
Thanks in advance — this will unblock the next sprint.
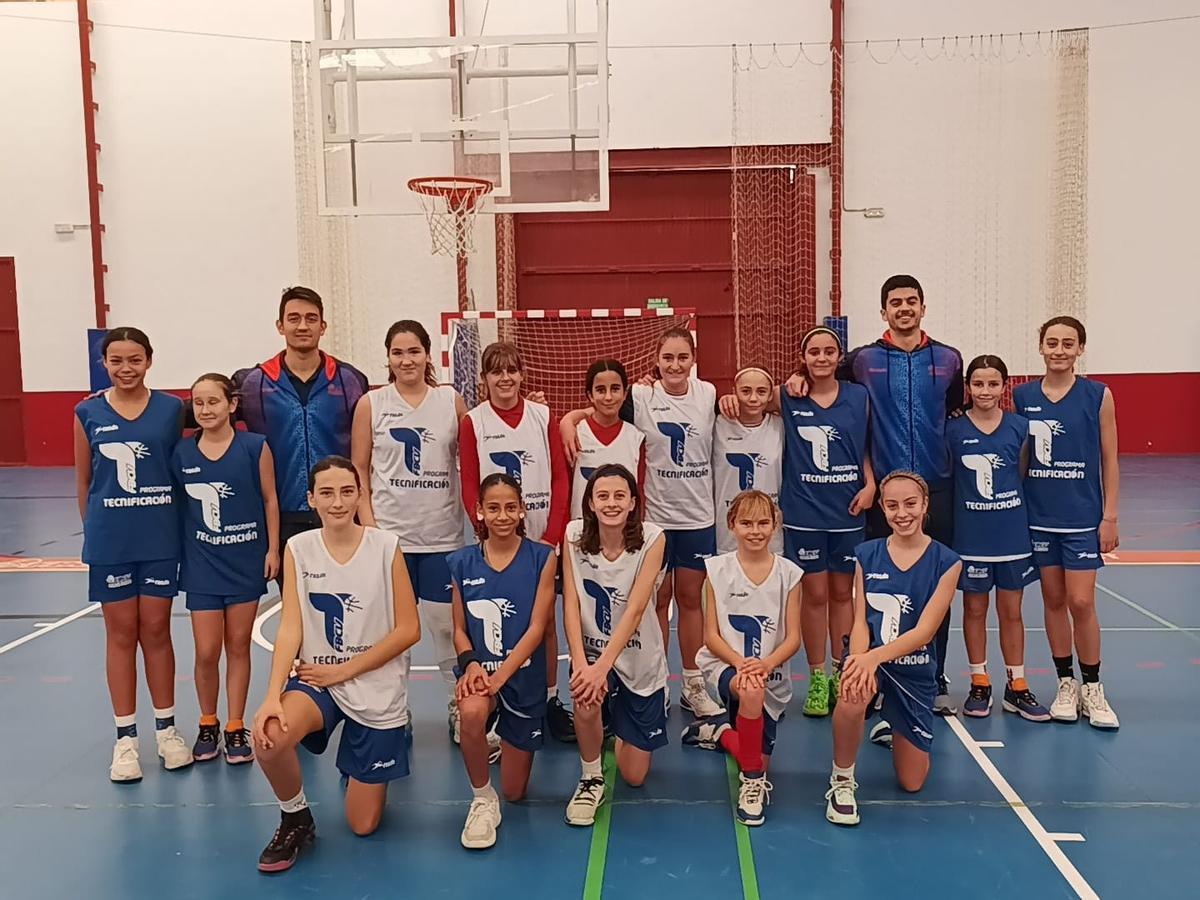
left=1055, top=680, right=1076, bottom=706
left=825, top=778, right=858, bottom=805
left=741, top=778, right=772, bottom=808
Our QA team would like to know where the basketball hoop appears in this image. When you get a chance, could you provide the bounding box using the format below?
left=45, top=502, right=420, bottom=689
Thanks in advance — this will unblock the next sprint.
left=408, top=176, right=493, bottom=257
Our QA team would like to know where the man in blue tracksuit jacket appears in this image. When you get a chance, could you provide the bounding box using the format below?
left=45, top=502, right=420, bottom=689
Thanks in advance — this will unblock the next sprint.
left=234, top=287, right=368, bottom=582
left=845, top=274, right=964, bottom=711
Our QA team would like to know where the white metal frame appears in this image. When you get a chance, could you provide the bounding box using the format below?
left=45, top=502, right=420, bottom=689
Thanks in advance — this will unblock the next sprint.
left=311, top=0, right=610, bottom=216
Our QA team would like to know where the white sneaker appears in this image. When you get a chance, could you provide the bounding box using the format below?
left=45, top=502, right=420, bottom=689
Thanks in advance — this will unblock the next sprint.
left=486, top=721, right=502, bottom=764
left=736, top=773, right=772, bottom=826
left=110, top=736, right=142, bottom=783
left=1050, top=677, right=1081, bottom=723
left=461, top=794, right=502, bottom=849
left=825, top=775, right=860, bottom=826
left=155, top=726, right=194, bottom=770
left=565, top=775, right=607, bottom=826
left=448, top=699, right=461, bottom=745
left=680, top=678, right=724, bottom=718
left=1080, top=682, right=1119, bottom=729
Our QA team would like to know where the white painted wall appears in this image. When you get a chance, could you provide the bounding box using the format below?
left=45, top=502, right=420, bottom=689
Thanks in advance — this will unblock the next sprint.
left=1, top=0, right=1196, bottom=390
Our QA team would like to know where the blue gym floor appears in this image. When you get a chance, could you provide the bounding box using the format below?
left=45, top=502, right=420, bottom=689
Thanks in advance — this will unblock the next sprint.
left=1, top=457, right=1196, bottom=899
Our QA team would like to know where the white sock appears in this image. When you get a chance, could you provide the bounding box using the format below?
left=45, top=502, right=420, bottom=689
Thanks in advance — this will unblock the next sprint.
left=581, top=756, right=603, bottom=780
left=471, top=780, right=498, bottom=801
left=114, top=713, right=136, bottom=728
left=1007, top=664, right=1025, bottom=683
left=279, top=789, right=308, bottom=814
left=832, top=762, right=855, bottom=781
left=682, top=668, right=702, bottom=683
left=969, top=661, right=987, bottom=677
left=811, top=664, right=826, bottom=676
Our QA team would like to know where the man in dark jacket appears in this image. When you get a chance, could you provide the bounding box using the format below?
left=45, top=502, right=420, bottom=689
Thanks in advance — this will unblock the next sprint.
left=234, top=286, right=369, bottom=577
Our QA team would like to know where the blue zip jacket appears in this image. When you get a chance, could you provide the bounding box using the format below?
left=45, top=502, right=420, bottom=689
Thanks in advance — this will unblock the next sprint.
left=841, top=333, right=964, bottom=485
left=234, top=352, right=368, bottom=512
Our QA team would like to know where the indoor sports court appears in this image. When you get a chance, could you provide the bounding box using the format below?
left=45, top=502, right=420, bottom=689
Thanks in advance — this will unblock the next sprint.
left=1, top=2, right=1198, bottom=899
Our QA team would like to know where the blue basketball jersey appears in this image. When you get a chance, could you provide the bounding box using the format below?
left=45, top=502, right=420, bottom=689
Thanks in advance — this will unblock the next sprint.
left=946, top=412, right=1033, bottom=561
left=76, top=391, right=182, bottom=565
left=855, top=538, right=960, bottom=682
left=780, top=382, right=870, bottom=531
left=174, top=431, right=269, bottom=597
left=1013, top=378, right=1106, bottom=531
left=447, top=539, right=554, bottom=712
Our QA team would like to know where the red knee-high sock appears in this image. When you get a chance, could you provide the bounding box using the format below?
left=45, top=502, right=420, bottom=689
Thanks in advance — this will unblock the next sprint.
left=735, top=714, right=764, bottom=774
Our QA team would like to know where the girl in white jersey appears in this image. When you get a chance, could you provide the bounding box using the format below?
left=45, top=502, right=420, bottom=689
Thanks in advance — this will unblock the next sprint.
left=561, top=327, right=724, bottom=718
left=569, top=360, right=645, bottom=520
left=352, top=320, right=468, bottom=742
left=562, top=464, right=667, bottom=826
left=684, top=491, right=802, bottom=827
left=251, top=457, right=420, bottom=873
left=713, top=367, right=783, bottom=555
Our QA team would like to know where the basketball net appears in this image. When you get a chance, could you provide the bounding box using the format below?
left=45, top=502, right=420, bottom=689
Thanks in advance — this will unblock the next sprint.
left=408, top=176, right=493, bottom=257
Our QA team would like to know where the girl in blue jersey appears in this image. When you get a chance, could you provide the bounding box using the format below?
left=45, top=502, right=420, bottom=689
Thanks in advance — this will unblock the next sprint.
left=1013, top=317, right=1120, bottom=729
left=175, top=373, right=280, bottom=763
left=352, top=320, right=469, bottom=743
left=779, top=327, right=874, bottom=718
left=562, top=464, right=667, bottom=826
left=449, top=474, right=557, bottom=850
left=561, top=328, right=724, bottom=719
left=825, top=471, right=960, bottom=827
left=946, top=356, right=1048, bottom=722
left=251, top=457, right=421, bottom=873
left=73, top=327, right=193, bottom=782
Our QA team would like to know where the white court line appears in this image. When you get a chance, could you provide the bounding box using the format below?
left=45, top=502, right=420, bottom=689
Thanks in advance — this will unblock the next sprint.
left=946, top=716, right=1099, bottom=900
left=975, top=740, right=1005, bottom=748
left=1048, top=833, right=1087, bottom=843
left=1095, top=582, right=1184, bottom=631
left=0, top=603, right=99, bottom=655
left=250, top=600, right=570, bottom=670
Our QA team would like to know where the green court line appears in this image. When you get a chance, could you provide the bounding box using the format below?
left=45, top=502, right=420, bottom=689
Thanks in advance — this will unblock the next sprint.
left=582, top=747, right=618, bottom=900
left=725, top=756, right=761, bottom=900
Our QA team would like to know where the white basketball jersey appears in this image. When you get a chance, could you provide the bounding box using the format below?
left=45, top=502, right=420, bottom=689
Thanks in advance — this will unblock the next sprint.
left=468, top=401, right=554, bottom=541
left=565, top=519, right=667, bottom=696
left=290, top=527, right=409, bottom=728
left=633, top=379, right=716, bottom=529
left=570, top=418, right=644, bottom=520
left=368, top=384, right=463, bottom=552
left=697, top=551, right=801, bottom=720
left=712, top=416, right=784, bottom=554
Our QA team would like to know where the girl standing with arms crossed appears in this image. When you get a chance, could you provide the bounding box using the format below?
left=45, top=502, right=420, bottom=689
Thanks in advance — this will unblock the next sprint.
left=175, top=373, right=280, bottom=763
left=946, top=356, right=1049, bottom=721
left=74, top=327, right=193, bottom=781
left=562, top=464, right=667, bottom=826
left=449, top=474, right=557, bottom=850
left=1013, top=317, right=1120, bottom=728
left=352, top=320, right=468, bottom=741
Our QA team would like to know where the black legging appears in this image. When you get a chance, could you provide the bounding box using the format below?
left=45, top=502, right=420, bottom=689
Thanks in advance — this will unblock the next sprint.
left=867, top=482, right=955, bottom=686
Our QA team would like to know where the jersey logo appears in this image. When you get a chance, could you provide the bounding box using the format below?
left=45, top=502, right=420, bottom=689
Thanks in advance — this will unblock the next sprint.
left=1028, top=420, right=1065, bottom=466
left=466, top=597, right=517, bottom=657
left=866, top=592, right=914, bottom=645
left=309, top=592, right=357, bottom=652
left=729, top=614, right=775, bottom=658
left=583, top=579, right=621, bottom=636
left=725, top=453, right=764, bottom=490
left=794, top=425, right=839, bottom=472
left=489, top=450, right=536, bottom=484
left=960, top=453, right=1004, bottom=499
left=97, top=441, right=150, bottom=493
left=656, top=422, right=696, bottom=466
left=389, top=427, right=430, bottom=474
left=579, top=466, right=597, bottom=483
left=184, top=481, right=235, bottom=531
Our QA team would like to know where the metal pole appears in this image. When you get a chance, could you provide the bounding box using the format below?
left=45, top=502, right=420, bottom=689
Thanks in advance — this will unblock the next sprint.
left=76, top=0, right=106, bottom=327
left=830, top=0, right=844, bottom=318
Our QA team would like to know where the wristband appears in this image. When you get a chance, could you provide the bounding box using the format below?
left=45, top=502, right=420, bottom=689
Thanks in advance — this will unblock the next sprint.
left=456, top=651, right=480, bottom=674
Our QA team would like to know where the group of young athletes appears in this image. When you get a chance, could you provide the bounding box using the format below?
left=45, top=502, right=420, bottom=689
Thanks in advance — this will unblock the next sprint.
left=72, top=274, right=1121, bottom=873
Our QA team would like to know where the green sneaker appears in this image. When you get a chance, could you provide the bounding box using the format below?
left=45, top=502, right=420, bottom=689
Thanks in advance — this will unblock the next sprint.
left=804, top=669, right=831, bottom=717
left=828, top=669, right=840, bottom=712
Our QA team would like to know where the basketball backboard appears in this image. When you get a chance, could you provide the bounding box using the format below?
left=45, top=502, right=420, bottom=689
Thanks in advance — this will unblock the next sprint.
left=311, top=0, right=609, bottom=215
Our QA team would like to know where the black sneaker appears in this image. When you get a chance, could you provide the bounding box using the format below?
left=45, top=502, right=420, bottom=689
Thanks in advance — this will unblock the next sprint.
left=224, top=727, right=255, bottom=764
left=192, top=722, right=221, bottom=762
left=257, top=811, right=315, bottom=873
left=963, top=682, right=993, bottom=718
left=547, top=696, right=576, bottom=743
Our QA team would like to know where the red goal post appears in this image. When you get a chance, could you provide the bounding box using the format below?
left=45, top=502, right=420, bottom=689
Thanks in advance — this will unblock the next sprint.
left=441, top=307, right=698, bottom=419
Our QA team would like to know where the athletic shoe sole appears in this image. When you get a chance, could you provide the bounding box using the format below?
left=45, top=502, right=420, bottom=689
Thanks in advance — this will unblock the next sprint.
left=826, top=811, right=859, bottom=826
left=565, top=799, right=605, bottom=827
left=963, top=700, right=993, bottom=718
left=802, top=705, right=830, bottom=718
left=1050, top=710, right=1080, bottom=723
left=257, top=832, right=314, bottom=873
left=737, top=812, right=765, bottom=827
left=160, top=757, right=195, bottom=771
left=1082, top=712, right=1119, bottom=730
left=1001, top=700, right=1051, bottom=722
left=193, top=749, right=221, bottom=762
left=224, top=753, right=255, bottom=765
left=110, top=774, right=142, bottom=784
